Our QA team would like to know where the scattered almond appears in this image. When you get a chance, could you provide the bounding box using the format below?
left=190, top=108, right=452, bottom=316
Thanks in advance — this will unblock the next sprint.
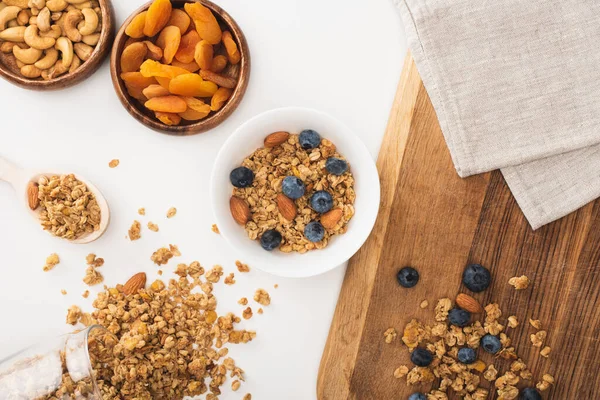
left=276, top=194, right=297, bottom=221
left=455, top=293, right=483, bottom=313
left=123, top=272, right=147, bottom=295
left=230, top=196, right=250, bottom=225
left=321, top=208, right=343, bottom=229
left=263, top=131, right=290, bottom=148
left=27, top=181, right=39, bottom=210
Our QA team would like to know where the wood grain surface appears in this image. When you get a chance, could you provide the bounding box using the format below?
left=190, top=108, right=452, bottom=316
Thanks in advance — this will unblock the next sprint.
left=317, top=53, right=600, bottom=399
left=109, top=0, right=250, bottom=136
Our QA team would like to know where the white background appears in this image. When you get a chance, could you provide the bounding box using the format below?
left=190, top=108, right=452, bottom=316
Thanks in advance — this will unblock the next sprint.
left=0, top=1, right=406, bottom=398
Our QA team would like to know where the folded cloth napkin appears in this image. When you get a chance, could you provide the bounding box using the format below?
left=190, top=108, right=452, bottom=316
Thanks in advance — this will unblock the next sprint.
left=394, top=0, right=600, bottom=229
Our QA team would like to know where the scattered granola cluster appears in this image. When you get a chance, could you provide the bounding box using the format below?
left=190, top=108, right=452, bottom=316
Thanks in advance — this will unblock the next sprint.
left=43, top=253, right=60, bottom=272
left=37, top=174, right=101, bottom=240
left=508, top=275, right=530, bottom=290
left=150, top=244, right=180, bottom=265
left=232, top=132, right=355, bottom=253
left=83, top=253, right=104, bottom=286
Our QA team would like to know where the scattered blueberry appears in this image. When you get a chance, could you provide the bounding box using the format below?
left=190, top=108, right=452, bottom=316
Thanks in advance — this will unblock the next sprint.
left=397, top=267, right=419, bottom=288
left=408, top=394, right=426, bottom=400
left=260, top=229, right=282, bottom=251
left=325, top=157, right=348, bottom=175
left=448, top=308, right=471, bottom=327
left=282, top=176, right=305, bottom=199
left=462, top=263, right=491, bottom=292
left=520, top=388, right=542, bottom=400
left=304, top=221, right=325, bottom=242
left=229, top=166, right=254, bottom=188
left=481, top=334, right=502, bottom=354
left=310, top=190, right=333, bottom=213
left=457, top=347, right=477, bottom=364
left=410, top=348, right=433, bottom=367
left=299, top=129, right=321, bottom=149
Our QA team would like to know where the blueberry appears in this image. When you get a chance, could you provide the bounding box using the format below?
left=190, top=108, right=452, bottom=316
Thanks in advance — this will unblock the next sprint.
left=260, top=229, right=282, bottom=251
left=304, top=221, right=325, bottom=242
left=299, top=129, right=321, bottom=149
left=229, top=167, right=254, bottom=188
left=410, top=348, right=433, bottom=367
left=481, top=334, right=502, bottom=354
left=408, top=394, right=426, bottom=400
left=282, top=176, right=305, bottom=199
left=448, top=308, right=471, bottom=327
left=462, top=264, right=491, bottom=292
left=457, top=347, right=477, bottom=364
left=310, top=191, right=333, bottom=213
left=325, top=157, right=348, bottom=175
left=520, top=388, right=542, bottom=400
left=397, top=267, right=419, bottom=288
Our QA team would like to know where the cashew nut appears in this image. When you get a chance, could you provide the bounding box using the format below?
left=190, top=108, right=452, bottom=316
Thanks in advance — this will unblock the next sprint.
left=0, top=41, right=15, bottom=53
left=40, top=24, right=60, bottom=38
left=0, top=6, right=21, bottom=31
left=17, top=10, right=30, bottom=26
left=4, top=0, right=29, bottom=8
left=73, top=1, right=91, bottom=9
left=28, top=0, right=45, bottom=9
left=24, top=24, right=55, bottom=49
left=81, top=32, right=98, bottom=45
left=65, top=4, right=75, bottom=11
left=16, top=59, right=25, bottom=68
left=30, top=7, right=39, bottom=16
left=46, top=0, right=67, bottom=12
left=0, top=3, right=6, bottom=12
left=68, top=53, right=80, bottom=73
left=63, top=9, right=82, bottom=42
left=34, top=47, right=57, bottom=68
left=51, top=11, right=61, bottom=21
left=37, top=7, right=51, bottom=32
left=7, top=19, right=18, bottom=27
left=54, top=36, right=72, bottom=66
left=0, top=26, right=26, bottom=42
left=20, top=64, right=42, bottom=78
left=47, top=58, right=68, bottom=78
left=13, top=45, right=43, bottom=63
left=28, top=16, right=37, bottom=25
left=73, top=41, right=91, bottom=60
left=77, top=7, right=96, bottom=35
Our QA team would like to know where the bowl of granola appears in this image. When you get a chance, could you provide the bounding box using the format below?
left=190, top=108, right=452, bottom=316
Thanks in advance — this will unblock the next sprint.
left=211, top=107, right=380, bottom=277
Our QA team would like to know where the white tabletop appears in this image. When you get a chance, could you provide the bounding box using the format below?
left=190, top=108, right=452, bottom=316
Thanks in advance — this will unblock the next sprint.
left=0, top=0, right=406, bottom=398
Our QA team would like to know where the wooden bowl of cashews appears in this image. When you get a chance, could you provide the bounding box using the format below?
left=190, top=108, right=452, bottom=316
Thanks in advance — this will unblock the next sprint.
left=0, top=0, right=114, bottom=90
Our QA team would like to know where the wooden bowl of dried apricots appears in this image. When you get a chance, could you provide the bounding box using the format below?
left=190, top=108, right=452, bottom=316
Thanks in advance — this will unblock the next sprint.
left=110, top=0, right=250, bottom=135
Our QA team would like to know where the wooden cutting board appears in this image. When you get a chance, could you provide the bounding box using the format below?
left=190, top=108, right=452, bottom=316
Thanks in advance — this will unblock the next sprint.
left=317, top=53, right=600, bottom=399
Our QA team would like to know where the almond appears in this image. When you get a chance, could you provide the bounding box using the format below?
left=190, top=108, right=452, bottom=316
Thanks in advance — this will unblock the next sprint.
left=27, top=181, right=39, bottom=210
left=230, top=196, right=250, bottom=225
left=456, top=293, right=483, bottom=313
left=123, top=272, right=147, bottom=295
left=264, top=131, right=290, bottom=148
left=276, top=194, right=296, bottom=221
left=321, top=208, right=343, bottom=229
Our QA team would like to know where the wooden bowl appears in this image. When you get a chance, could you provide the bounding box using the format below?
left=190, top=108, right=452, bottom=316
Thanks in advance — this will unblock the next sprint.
left=110, top=0, right=250, bottom=136
left=0, top=0, right=115, bottom=90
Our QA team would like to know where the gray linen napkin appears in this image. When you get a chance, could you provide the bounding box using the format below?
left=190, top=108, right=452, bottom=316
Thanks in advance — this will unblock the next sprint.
left=394, top=0, right=600, bottom=229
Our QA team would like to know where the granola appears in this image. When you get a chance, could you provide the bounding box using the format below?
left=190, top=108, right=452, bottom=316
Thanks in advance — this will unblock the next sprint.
left=236, top=260, right=250, bottom=273
left=147, top=221, right=159, bottom=232
left=254, top=289, right=271, bottom=306
left=224, top=273, right=236, bottom=285
left=508, top=275, right=530, bottom=290
left=128, top=220, right=141, bottom=240
left=108, top=159, right=119, bottom=168
left=138, top=207, right=146, bottom=215
left=384, top=328, right=397, bottom=344
left=211, top=224, right=220, bottom=234
left=43, top=253, right=60, bottom=272
left=232, top=133, right=355, bottom=253
left=37, top=174, right=101, bottom=240
left=167, top=207, right=177, bottom=218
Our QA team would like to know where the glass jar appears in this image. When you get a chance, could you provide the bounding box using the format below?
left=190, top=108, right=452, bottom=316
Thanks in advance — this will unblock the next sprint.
left=0, top=325, right=116, bottom=400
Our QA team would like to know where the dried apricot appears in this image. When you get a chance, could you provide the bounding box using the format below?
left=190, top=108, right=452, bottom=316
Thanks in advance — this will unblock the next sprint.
left=140, top=59, right=189, bottom=79
left=155, top=111, right=182, bottom=125
left=155, top=76, right=171, bottom=90
left=182, top=96, right=211, bottom=113
left=120, top=42, right=147, bottom=73
left=121, top=72, right=157, bottom=88
left=125, top=11, right=147, bottom=39
left=171, top=59, right=199, bottom=72
left=179, top=107, right=210, bottom=121
left=156, top=25, right=181, bottom=64
left=145, top=96, right=187, bottom=113
left=210, top=54, right=227, bottom=73
left=222, top=31, right=240, bottom=64
left=175, top=30, right=200, bottom=64
left=210, top=87, right=232, bottom=111
left=142, top=84, right=170, bottom=99
left=184, top=2, right=221, bottom=44
left=144, top=40, right=163, bottom=60
left=126, top=84, right=147, bottom=102
left=167, top=9, right=190, bottom=34
left=194, top=40, right=213, bottom=70
left=200, top=69, right=236, bottom=89
left=143, top=0, right=172, bottom=37
left=169, top=73, right=218, bottom=97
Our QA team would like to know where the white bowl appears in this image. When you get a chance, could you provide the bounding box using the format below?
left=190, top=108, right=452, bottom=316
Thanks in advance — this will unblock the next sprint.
left=210, top=107, right=380, bottom=278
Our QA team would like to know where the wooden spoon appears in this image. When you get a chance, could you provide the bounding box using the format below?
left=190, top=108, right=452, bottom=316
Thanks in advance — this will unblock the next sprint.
left=0, top=156, right=110, bottom=244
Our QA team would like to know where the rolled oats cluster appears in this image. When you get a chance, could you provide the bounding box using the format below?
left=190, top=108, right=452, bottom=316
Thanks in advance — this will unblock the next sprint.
left=37, top=174, right=101, bottom=240
left=232, top=132, right=355, bottom=253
